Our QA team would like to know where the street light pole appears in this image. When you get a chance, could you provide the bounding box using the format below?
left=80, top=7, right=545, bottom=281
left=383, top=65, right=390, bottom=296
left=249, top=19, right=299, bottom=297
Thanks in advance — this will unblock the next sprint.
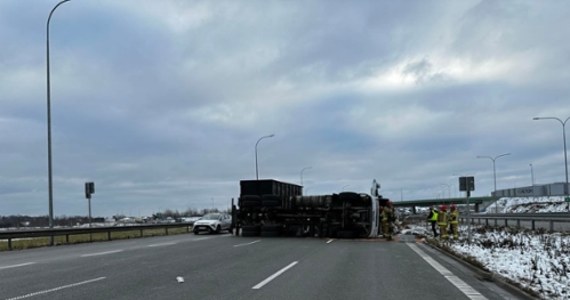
left=529, top=163, right=535, bottom=186
left=300, top=166, right=312, bottom=186
left=47, top=0, right=71, bottom=238
left=441, top=183, right=451, bottom=198
left=255, top=134, right=275, bottom=180
left=533, top=116, right=570, bottom=194
left=477, top=153, right=511, bottom=213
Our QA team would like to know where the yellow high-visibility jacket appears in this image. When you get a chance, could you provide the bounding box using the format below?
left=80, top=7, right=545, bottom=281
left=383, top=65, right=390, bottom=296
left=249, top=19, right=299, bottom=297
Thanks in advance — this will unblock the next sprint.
left=430, top=211, right=438, bottom=222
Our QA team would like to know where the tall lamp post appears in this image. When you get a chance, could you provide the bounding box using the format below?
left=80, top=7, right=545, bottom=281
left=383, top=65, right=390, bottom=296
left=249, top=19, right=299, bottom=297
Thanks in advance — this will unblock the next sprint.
left=477, top=153, right=511, bottom=213
left=529, top=163, right=535, bottom=186
left=47, top=0, right=71, bottom=237
left=300, top=166, right=312, bottom=186
left=255, top=134, right=275, bottom=180
left=441, top=183, right=451, bottom=198
left=533, top=116, right=570, bottom=194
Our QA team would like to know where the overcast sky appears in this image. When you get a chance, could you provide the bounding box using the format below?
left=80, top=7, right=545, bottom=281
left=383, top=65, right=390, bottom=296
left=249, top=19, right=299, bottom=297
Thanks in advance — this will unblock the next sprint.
left=1, top=0, right=569, bottom=217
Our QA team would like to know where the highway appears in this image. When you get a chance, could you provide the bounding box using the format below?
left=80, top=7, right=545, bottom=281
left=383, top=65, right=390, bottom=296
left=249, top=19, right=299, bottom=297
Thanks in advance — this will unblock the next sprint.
left=0, top=233, right=528, bottom=300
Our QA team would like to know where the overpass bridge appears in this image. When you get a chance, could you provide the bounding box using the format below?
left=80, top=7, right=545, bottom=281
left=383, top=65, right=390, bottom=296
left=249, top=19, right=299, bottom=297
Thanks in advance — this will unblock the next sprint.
left=391, top=196, right=498, bottom=213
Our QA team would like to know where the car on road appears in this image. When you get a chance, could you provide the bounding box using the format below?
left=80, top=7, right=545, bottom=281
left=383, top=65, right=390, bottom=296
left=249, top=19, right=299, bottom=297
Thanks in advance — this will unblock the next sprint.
left=192, top=213, right=232, bottom=234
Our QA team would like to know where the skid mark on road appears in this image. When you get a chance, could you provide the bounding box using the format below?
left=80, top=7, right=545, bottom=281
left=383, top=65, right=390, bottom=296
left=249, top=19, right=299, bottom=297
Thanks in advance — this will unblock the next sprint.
left=0, top=262, right=36, bottom=271
left=5, top=276, right=106, bottom=300
left=408, top=244, right=488, bottom=300
left=252, top=261, right=298, bottom=290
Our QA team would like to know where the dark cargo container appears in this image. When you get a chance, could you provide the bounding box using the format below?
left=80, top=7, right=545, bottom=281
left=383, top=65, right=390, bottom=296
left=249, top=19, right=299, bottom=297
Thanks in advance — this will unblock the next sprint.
left=240, top=179, right=302, bottom=198
left=233, top=179, right=382, bottom=239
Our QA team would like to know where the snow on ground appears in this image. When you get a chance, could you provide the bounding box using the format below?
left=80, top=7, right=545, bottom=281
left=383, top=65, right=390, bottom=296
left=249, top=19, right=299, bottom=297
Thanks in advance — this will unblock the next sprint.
left=450, top=226, right=570, bottom=299
left=484, top=196, right=570, bottom=214
left=403, top=197, right=570, bottom=300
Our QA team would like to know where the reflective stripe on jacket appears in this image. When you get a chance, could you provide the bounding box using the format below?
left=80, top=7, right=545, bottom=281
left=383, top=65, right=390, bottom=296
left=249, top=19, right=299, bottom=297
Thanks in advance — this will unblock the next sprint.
left=449, top=210, right=459, bottom=224
left=437, top=211, right=447, bottom=226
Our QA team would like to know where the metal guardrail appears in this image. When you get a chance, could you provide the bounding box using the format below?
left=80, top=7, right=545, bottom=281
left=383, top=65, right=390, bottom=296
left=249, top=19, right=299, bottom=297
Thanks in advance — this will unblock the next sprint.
left=460, top=212, right=570, bottom=232
left=0, top=223, right=194, bottom=251
left=404, top=212, right=570, bottom=232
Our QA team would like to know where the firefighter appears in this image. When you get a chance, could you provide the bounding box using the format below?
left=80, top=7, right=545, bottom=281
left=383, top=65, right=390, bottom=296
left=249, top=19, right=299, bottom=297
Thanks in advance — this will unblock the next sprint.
left=427, top=206, right=438, bottom=237
left=381, top=201, right=395, bottom=240
left=437, top=205, right=448, bottom=240
left=449, top=204, right=459, bottom=240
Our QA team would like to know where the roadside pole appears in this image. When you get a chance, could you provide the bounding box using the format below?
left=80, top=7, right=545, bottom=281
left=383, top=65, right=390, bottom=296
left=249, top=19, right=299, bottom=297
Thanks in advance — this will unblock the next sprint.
left=85, top=182, right=95, bottom=241
left=459, top=176, right=475, bottom=244
left=466, top=190, right=471, bottom=243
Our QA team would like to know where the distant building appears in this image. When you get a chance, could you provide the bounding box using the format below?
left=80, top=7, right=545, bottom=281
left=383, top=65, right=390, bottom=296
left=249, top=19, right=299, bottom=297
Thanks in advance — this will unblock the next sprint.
left=493, top=182, right=569, bottom=197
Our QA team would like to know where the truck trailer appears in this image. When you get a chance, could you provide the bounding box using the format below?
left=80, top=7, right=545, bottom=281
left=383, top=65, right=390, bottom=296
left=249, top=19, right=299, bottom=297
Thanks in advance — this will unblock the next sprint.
left=231, top=179, right=390, bottom=238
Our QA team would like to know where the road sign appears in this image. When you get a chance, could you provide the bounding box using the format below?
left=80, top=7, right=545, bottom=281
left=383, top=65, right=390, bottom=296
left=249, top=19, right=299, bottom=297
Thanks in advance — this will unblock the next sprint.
left=459, top=176, right=475, bottom=191
left=565, top=196, right=570, bottom=203
left=85, top=182, right=95, bottom=199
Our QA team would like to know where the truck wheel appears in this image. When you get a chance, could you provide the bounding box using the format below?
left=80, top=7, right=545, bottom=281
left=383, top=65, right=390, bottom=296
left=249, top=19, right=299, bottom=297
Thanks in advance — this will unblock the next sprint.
left=241, top=225, right=260, bottom=237
left=240, top=196, right=261, bottom=208
left=261, top=195, right=281, bottom=207
left=261, top=224, right=281, bottom=237
left=337, top=230, right=355, bottom=239
left=338, top=192, right=360, bottom=204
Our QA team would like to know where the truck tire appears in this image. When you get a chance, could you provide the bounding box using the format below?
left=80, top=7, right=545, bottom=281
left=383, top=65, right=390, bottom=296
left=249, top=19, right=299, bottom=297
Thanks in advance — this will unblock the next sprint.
left=262, top=195, right=281, bottom=207
left=241, top=225, right=260, bottom=237
left=240, top=195, right=261, bottom=208
left=261, top=224, right=281, bottom=237
left=337, top=230, right=355, bottom=239
left=338, top=192, right=360, bottom=204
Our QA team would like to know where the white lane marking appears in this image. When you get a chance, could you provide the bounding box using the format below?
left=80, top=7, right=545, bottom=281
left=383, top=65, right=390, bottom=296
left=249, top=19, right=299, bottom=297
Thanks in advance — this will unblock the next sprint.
left=233, top=240, right=261, bottom=247
left=194, top=237, right=214, bottom=241
left=326, top=239, right=334, bottom=244
left=80, top=249, right=123, bottom=257
left=408, top=244, right=488, bottom=300
left=0, top=262, right=37, bottom=270
left=147, top=242, right=177, bottom=247
left=252, top=261, right=298, bottom=290
left=5, top=276, right=106, bottom=300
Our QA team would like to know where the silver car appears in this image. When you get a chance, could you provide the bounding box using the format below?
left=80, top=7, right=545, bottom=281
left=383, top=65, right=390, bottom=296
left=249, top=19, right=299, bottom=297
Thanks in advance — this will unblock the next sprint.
left=192, top=213, right=232, bottom=234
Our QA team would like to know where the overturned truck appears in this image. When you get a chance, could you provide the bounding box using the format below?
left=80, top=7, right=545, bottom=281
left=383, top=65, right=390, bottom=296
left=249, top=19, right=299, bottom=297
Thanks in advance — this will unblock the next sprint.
left=231, top=179, right=389, bottom=238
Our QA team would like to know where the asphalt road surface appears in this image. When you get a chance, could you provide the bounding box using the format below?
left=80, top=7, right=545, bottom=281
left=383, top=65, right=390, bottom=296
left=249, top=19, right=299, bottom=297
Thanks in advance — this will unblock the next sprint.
left=0, top=233, right=529, bottom=300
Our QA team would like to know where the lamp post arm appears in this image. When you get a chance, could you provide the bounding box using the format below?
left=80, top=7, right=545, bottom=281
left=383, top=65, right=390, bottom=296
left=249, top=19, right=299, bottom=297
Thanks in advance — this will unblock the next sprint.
left=255, top=134, right=275, bottom=180
left=534, top=116, right=569, bottom=191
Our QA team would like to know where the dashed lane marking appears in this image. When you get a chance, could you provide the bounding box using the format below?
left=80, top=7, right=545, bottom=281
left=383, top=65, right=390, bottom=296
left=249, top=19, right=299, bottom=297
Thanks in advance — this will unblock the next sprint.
left=408, top=244, right=488, bottom=300
left=0, top=262, right=36, bottom=270
left=233, top=240, right=261, bottom=247
left=252, top=261, right=298, bottom=290
left=80, top=249, right=123, bottom=257
left=326, top=239, right=334, bottom=244
left=5, top=276, right=106, bottom=300
left=147, top=242, right=177, bottom=247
